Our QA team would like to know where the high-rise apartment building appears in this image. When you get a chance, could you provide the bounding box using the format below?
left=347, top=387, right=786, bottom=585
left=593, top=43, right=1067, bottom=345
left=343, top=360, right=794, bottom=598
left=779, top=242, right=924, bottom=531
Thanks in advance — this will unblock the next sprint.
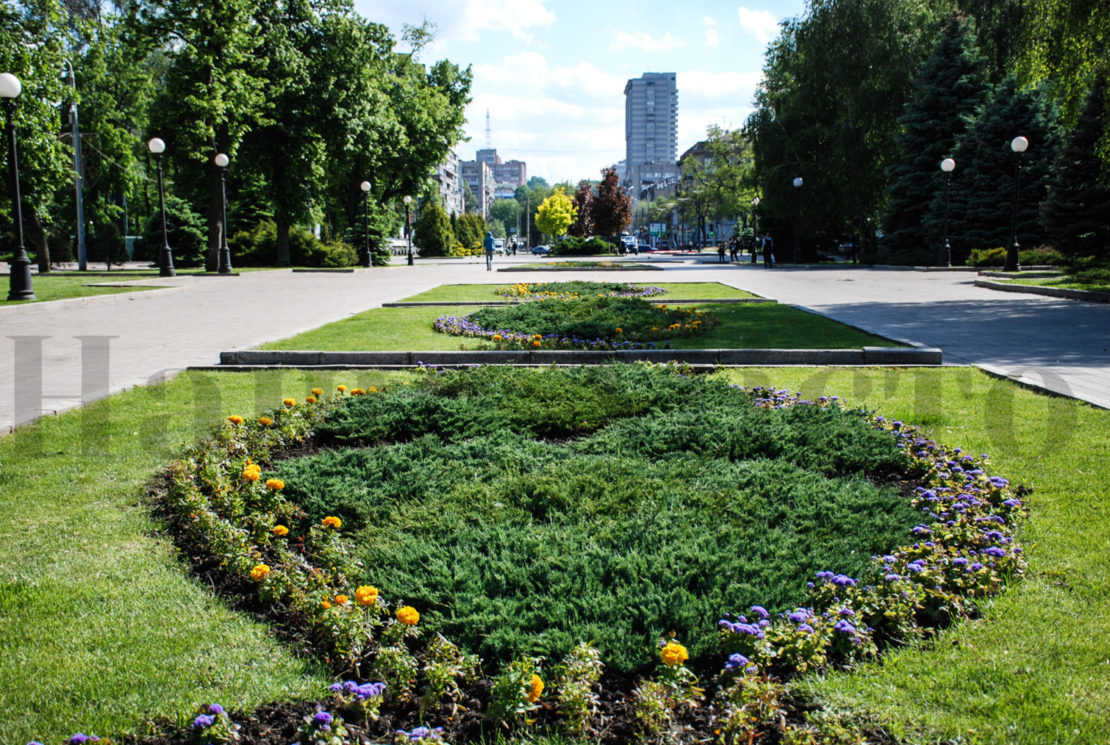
left=625, top=73, right=678, bottom=168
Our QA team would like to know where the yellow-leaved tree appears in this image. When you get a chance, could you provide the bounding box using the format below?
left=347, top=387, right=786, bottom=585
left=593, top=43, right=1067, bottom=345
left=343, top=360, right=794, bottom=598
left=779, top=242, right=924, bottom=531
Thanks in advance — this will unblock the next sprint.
left=535, top=187, right=577, bottom=240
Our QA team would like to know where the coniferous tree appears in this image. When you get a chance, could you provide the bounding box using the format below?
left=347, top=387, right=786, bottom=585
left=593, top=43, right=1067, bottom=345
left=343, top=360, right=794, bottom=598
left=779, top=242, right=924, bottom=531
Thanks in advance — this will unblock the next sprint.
left=882, top=15, right=989, bottom=262
left=412, top=200, right=455, bottom=257
left=1041, top=74, right=1110, bottom=260
left=947, top=77, right=1058, bottom=261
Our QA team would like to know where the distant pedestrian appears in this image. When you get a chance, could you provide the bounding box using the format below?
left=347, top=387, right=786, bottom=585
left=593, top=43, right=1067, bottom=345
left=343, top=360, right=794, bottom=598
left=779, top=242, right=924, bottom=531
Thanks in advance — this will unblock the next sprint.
left=762, top=235, right=774, bottom=268
left=728, top=238, right=739, bottom=263
left=483, top=231, right=495, bottom=270
left=750, top=236, right=758, bottom=263
left=717, top=242, right=726, bottom=263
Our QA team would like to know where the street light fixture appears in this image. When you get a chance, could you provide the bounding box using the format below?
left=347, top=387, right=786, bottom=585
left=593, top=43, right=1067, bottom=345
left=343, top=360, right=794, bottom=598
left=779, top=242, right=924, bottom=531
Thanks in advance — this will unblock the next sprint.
left=403, top=194, right=413, bottom=266
left=2, top=72, right=34, bottom=301
left=792, top=176, right=803, bottom=264
left=147, top=137, right=175, bottom=277
left=939, top=157, right=956, bottom=267
left=1006, top=135, right=1029, bottom=272
left=214, top=152, right=233, bottom=274
left=360, top=180, right=372, bottom=268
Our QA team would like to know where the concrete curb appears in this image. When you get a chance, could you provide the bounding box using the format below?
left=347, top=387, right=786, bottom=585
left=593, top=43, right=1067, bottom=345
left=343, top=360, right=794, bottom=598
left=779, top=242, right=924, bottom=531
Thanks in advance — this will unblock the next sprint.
left=973, top=278, right=1110, bottom=303
left=382, top=298, right=776, bottom=307
left=217, top=347, right=943, bottom=368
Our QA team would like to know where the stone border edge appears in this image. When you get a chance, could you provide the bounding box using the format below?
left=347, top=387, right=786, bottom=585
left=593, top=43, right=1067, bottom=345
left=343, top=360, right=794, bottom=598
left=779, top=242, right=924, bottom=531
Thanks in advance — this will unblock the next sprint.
left=974, top=278, right=1110, bottom=303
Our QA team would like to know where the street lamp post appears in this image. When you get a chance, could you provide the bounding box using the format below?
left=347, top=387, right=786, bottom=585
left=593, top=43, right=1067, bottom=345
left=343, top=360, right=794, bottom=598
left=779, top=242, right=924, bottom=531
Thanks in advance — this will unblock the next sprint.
left=360, top=180, right=372, bottom=268
left=63, top=60, right=88, bottom=272
left=792, top=176, right=803, bottom=264
left=403, top=195, right=413, bottom=266
left=939, top=157, right=956, bottom=267
left=148, top=137, right=175, bottom=277
left=1006, top=136, right=1029, bottom=272
left=2, top=73, right=33, bottom=301
left=214, top=152, right=233, bottom=274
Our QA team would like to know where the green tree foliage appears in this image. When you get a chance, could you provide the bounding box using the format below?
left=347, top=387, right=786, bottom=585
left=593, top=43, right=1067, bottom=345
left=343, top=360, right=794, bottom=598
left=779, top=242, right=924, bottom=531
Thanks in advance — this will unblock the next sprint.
left=535, top=186, right=576, bottom=239
left=567, top=180, right=594, bottom=237
left=453, top=212, right=486, bottom=254
left=588, top=168, right=630, bottom=239
left=747, top=0, right=948, bottom=252
left=139, top=193, right=206, bottom=266
left=0, top=0, right=70, bottom=266
left=413, top=200, right=455, bottom=257
left=947, top=78, right=1058, bottom=260
left=883, top=15, right=990, bottom=262
left=488, top=197, right=521, bottom=239
left=1041, top=73, right=1110, bottom=259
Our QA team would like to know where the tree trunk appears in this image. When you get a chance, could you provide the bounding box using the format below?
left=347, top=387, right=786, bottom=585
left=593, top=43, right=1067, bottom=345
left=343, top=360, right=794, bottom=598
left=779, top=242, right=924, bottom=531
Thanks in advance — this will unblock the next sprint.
left=275, top=212, right=291, bottom=266
left=31, top=209, right=50, bottom=272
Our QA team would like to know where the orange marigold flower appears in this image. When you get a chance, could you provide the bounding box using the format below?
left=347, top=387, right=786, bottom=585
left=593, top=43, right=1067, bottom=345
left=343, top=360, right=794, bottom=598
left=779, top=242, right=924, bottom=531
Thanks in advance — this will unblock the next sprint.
left=397, top=606, right=420, bottom=626
left=265, top=478, right=285, bottom=491
left=273, top=525, right=289, bottom=537
left=311, top=387, right=324, bottom=396
left=660, top=641, right=688, bottom=667
left=258, top=416, right=273, bottom=426
left=355, top=585, right=379, bottom=606
left=250, top=564, right=271, bottom=581
left=527, top=674, right=544, bottom=702
left=350, top=388, right=366, bottom=396
left=532, top=340, right=542, bottom=347
left=337, top=384, right=348, bottom=392
left=321, top=600, right=332, bottom=610
left=227, top=415, right=244, bottom=425
left=322, top=515, right=342, bottom=529
left=368, top=385, right=379, bottom=394
left=305, top=396, right=318, bottom=404
left=283, top=398, right=296, bottom=407
left=334, top=594, right=349, bottom=605
left=615, top=328, right=623, bottom=334
left=242, top=464, right=262, bottom=482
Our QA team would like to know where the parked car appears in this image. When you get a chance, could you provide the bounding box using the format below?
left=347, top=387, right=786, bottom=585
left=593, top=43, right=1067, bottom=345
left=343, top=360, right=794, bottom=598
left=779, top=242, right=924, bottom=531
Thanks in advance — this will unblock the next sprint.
left=637, top=244, right=654, bottom=253
left=531, top=245, right=550, bottom=255
left=493, top=239, right=506, bottom=255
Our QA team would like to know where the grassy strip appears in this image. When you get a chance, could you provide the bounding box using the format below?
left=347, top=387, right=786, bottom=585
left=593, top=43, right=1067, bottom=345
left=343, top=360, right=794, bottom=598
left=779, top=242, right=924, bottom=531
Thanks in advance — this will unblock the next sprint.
left=1002, top=277, right=1110, bottom=294
left=259, top=303, right=895, bottom=352
left=714, top=366, right=1110, bottom=744
left=0, top=275, right=165, bottom=306
left=399, top=282, right=758, bottom=302
left=0, top=370, right=395, bottom=743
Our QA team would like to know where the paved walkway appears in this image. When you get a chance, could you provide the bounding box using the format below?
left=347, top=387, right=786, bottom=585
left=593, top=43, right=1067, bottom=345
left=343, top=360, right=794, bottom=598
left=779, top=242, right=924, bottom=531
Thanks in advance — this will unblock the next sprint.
left=2, top=256, right=1108, bottom=434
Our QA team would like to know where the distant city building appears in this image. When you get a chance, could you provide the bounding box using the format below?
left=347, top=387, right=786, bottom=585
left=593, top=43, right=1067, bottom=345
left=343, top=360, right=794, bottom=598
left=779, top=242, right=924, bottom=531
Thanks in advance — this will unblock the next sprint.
left=624, top=72, right=678, bottom=197
left=460, top=159, right=495, bottom=218
left=476, top=148, right=527, bottom=188
left=434, top=150, right=464, bottom=217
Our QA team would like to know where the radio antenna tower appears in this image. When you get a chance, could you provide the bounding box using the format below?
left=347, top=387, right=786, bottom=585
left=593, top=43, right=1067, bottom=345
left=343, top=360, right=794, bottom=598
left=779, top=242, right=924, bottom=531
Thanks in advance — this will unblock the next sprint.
left=485, top=110, right=492, bottom=149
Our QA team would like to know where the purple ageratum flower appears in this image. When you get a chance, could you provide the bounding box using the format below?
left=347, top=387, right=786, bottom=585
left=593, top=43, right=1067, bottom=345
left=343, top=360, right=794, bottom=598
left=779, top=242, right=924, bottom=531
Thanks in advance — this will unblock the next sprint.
left=798, top=623, right=814, bottom=633
left=983, top=547, right=1007, bottom=558
left=328, top=682, right=344, bottom=693
left=750, top=605, right=769, bottom=620
left=911, top=524, right=933, bottom=536
left=952, top=557, right=969, bottom=566
left=833, top=619, right=857, bottom=635
left=313, top=711, right=333, bottom=729
left=838, top=607, right=855, bottom=617
left=193, top=715, right=215, bottom=730
left=1002, top=498, right=1022, bottom=508
left=725, top=653, right=750, bottom=671
left=832, top=574, right=857, bottom=587
left=69, top=736, right=92, bottom=745
left=356, top=682, right=386, bottom=700
left=884, top=573, right=901, bottom=582
left=208, top=704, right=224, bottom=715
left=970, top=562, right=985, bottom=572
left=788, top=610, right=809, bottom=624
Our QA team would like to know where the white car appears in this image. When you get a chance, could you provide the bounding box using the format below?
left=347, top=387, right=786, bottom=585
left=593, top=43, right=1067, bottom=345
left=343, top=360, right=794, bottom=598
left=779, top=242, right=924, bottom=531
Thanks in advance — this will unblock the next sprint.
left=493, top=239, right=506, bottom=255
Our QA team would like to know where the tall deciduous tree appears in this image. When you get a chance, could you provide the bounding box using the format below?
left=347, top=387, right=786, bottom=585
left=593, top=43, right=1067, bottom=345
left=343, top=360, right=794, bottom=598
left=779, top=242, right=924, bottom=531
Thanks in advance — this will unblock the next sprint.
left=535, top=186, right=575, bottom=239
left=589, top=168, right=630, bottom=239
left=1041, top=73, right=1110, bottom=259
left=883, top=15, right=990, bottom=262
left=567, top=180, right=593, bottom=237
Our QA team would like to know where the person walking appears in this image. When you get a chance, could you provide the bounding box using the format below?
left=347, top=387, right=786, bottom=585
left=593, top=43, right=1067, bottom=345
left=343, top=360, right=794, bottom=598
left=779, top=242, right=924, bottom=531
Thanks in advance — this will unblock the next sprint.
left=762, top=234, right=774, bottom=268
left=728, top=237, right=739, bottom=263
left=483, top=231, right=495, bottom=271
left=717, top=241, right=726, bottom=264
left=750, top=235, right=758, bottom=263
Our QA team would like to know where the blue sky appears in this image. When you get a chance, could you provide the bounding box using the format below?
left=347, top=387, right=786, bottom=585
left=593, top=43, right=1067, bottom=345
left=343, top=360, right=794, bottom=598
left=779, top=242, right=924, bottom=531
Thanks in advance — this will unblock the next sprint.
left=353, top=1, right=808, bottom=184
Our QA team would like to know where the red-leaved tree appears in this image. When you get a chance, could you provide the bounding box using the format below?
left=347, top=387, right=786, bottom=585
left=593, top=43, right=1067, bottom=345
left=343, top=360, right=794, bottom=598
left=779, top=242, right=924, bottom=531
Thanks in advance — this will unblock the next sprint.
left=590, top=168, right=631, bottom=239
left=567, top=180, right=595, bottom=236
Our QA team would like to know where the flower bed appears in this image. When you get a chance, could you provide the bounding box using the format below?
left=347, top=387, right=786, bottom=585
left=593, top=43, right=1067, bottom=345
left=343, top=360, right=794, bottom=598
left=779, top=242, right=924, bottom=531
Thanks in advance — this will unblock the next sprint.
left=114, top=365, right=1027, bottom=745
left=496, top=281, right=665, bottom=300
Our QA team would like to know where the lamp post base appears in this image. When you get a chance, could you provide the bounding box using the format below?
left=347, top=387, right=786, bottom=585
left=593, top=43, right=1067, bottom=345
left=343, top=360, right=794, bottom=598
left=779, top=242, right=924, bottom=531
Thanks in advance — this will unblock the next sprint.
left=160, top=245, right=176, bottom=277
left=1004, top=242, right=1020, bottom=272
left=6, top=255, right=35, bottom=300
left=217, top=248, right=233, bottom=275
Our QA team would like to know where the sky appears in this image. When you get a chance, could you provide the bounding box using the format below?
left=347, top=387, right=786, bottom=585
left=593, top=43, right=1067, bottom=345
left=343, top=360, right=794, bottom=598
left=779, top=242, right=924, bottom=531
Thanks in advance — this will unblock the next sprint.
left=353, top=0, right=808, bottom=185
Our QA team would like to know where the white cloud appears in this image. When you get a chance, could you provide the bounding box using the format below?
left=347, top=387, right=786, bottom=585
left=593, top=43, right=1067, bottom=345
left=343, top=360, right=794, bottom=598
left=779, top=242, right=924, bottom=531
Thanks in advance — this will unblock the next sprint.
left=704, top=28, right=719, bottom=47
left=608, top=30, right=686, bottom=52
left=453, top=0, right=555, bottom=42
left=680, top=70, right=763, bottom=100
left=738, top=7, right=780, bottom=44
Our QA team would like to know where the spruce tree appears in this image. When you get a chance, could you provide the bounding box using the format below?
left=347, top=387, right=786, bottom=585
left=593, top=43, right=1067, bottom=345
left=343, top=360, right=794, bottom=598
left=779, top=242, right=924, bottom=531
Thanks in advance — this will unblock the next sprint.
left=412, top=201, right=455, bottom=257
left=1041, top=74, right=1110, bottom=260
left=881, top=16, right=989, bottom=263
left=947, top=77, right=1058, bottom=262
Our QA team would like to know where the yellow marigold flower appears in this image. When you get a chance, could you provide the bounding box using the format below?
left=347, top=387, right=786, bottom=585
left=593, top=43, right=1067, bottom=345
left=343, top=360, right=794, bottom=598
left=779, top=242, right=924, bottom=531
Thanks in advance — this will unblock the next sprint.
left=527, top=674, right=544, bottom=702
left=283, top=398, right=296, bottom=407
left=227, top=415, right=244, bottom=425
left=258, top=416, right=273, bottom=426
left=322, top=515, right=342, bottom=529
left=397, top=606, right=420, bottom=626
left=351, top=388, right=366, bottom=396
left=250, top=564, right=271, bottom=581
left=615, top=328, right=623, bottom=334
left=305, top=395, right=318, bottom=404
left=265, top=478, right=285, bottom=491
left=355, top=585, right=379, bottom=606
left=321, top=600, right=332, bottom=610
left=273, top=525, right=289, bottom=537
left=492, top=334, right=503, bottom=342
left=532, top=340, right=542, bottom=347
left=242, top=464, right=262, bottom=482
left=660, top=641, right=688, bottom=667
left=334, top=594, right=349, bottom=605
left=368, top=385, right=379, bottom=393
left=311, top=387, right=324, bottom=396
left=337, top=384, right=348, bottom=392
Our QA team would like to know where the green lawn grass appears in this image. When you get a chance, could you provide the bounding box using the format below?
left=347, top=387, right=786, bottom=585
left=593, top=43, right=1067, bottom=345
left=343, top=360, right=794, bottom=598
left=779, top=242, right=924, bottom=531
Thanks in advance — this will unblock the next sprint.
left=398, top=282, right=759, bottom=302
left=5, top=366, right=1107, bottom=743
left=0, top=274, right=166, bottom=306
left=259, top=301, right=895, bottom=351
left=714, top=366, right=1110, bottom=744
left=1003, top=277, right=1110, bottom=294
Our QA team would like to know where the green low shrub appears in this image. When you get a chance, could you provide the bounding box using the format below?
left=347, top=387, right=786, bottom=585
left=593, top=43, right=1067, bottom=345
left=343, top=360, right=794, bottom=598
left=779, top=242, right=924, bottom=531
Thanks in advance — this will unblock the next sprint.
left=140, top=194, right=206, bottom=267
left=230, top=220, right=358, bottom=267
left=968, top=245, right=1064, bottom=266
left=551, top=236, right=613, bottom=256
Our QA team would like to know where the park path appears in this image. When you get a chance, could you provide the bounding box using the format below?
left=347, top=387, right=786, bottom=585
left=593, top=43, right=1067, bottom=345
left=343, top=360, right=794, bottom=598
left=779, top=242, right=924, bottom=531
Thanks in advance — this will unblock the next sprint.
left=2, top=256, right=1108, bottom=435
